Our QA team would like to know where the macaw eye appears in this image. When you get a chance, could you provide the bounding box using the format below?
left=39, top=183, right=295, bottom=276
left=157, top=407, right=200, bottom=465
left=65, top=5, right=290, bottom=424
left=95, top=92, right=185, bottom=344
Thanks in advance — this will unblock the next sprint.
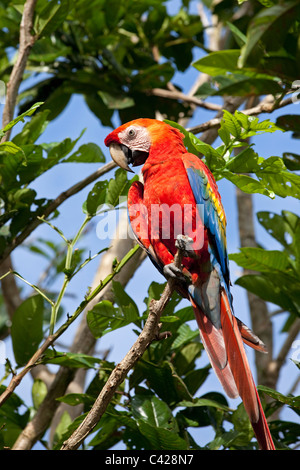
left=128, top=128, right=136, bottom=137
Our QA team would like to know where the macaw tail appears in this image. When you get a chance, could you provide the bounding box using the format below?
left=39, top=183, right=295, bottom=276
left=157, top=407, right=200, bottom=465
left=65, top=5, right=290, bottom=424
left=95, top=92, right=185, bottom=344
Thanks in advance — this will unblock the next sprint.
left=189, top=289, right=275, bottom=450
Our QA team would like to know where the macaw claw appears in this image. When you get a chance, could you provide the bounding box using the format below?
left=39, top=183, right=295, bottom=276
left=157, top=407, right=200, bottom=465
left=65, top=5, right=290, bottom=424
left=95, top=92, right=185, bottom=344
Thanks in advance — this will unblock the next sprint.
left=175, top=234, right=195, bottom=257
left=163, top=263, right=186, bottom=282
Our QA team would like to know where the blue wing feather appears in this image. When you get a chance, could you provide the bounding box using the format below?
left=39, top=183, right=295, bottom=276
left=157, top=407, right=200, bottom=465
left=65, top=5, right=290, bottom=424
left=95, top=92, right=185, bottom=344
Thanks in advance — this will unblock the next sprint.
left=182, top=154, right=232, bottom=308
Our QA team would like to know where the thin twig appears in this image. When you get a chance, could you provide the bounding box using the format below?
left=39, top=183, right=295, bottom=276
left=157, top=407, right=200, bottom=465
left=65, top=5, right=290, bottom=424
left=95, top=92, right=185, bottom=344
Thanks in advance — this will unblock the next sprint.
left=12, top=215, right=144, bottom=450
left=60, top=248, right=183, bottom=450
left=0, top=0, right=38, bottom=319
left=269, top=318, right=300, bottom=381
left=0, top=161, right=116, bottom=266
left=1, top=0, right=38, bottom=139
left=0, top=244, right=140, bottom=408
left=187, top=95, right=294, bottom=135
left=149, top=87, right=222, bottom=112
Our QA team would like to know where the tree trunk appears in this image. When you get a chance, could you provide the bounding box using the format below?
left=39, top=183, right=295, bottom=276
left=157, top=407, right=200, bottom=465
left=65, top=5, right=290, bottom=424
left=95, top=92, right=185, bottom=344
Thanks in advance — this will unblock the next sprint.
left=235, top=187, right=274, bottom=387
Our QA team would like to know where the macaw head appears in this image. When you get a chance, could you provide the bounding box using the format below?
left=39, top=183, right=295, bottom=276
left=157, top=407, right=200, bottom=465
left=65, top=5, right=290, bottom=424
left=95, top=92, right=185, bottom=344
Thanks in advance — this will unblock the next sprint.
left=104, top=118, right=184, bottom=172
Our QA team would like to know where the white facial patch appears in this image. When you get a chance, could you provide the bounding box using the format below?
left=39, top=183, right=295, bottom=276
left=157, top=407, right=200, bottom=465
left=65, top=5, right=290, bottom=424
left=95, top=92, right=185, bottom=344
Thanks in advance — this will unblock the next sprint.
left=118, top=126, right=151, bottom=153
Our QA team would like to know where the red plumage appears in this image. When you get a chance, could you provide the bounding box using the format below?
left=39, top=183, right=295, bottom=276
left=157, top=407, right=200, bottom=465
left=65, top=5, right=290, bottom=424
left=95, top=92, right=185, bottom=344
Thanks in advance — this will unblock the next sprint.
left=105, top=119, right=275, bottom=450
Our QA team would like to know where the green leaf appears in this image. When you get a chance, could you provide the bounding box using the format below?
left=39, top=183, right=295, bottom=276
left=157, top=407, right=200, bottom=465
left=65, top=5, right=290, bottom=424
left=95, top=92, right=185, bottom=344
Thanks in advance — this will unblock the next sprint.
left=176, top=392, right=230, bottom=430
left=188, top=133, right=226, bottom=169
left=283, top=152, right=300, bottom=171
left=0, top=102, right=43, bottom=139
left=183, top=367, right=210, bottom=396
left=84, top=169, right=138, bottom=215
left=87, top=299, right=136, bottom=338
left=222, top=170, right=275, bottom=199
left=43, top=129, right=85, bottom=163
left=234, top=274, right=298, bottom=314
left=41, top=350, right=101, bottom=368
left=239, top=2, right=300, bottom=67
left=11, top=295, right=44, bottom=366
left=0, top=386, right=29, bottom=449
left=106, top=168, right=138, bottom=207
left=226, top=22, right=246, bottom=47
left=130, top=360, right=193, bottom=405
left=257, top=0, right=277, bottom=6
left=56, top=393, right=95, bottom=407
left=193, top=50, right=241, bottom=76
left=171, top=323, right=199, bottom=349
left=131, top=394, right=177, bottom=431
left=257, top=157, right=300, bottom=199
left=82, top=180, right=109, bottom=216
left=225, top=147, right=263, bottom=173
left=172, top=342, right=203, bottom=376
left=64, top=143, right=105, bottom=163
left=12, top=110, right=50, bottom=146
left=256, top=210, right=300, bottom=253
left=0, top=142, right=23, bottom=155
left=34, top=0, right=70, bottom=37
left=112, top=281, right=139, bottom=322
left=200, top=74, right=283, bottom=98
left=178, top=397, right=231, bottom=413
left=276, top=115, right=300, bottom=137
left=98, top=91, right=135, bottom=110
left=222, top=110, right=242, bottom=138
left=258, top=386, right=300, bottom=409
left=229, top=247, right=291, bottom=273
left=88, top=413, right=123, bottom=450
left=52, top=411, right=72, bottom=449
left=136, top=419, right=188, bottom=450
left=238, top=113, right=283, bottom=137
left=32, top=379, right=47, bottom=410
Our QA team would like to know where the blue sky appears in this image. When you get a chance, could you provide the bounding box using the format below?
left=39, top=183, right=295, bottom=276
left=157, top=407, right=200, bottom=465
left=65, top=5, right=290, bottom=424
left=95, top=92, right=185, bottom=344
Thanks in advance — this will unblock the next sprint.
left=1, top=0, right=299, bottom=449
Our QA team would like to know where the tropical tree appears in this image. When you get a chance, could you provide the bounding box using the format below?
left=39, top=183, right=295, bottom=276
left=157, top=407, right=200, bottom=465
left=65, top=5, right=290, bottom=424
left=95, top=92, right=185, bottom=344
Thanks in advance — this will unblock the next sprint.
left=0, top=0, right=299, bottom=450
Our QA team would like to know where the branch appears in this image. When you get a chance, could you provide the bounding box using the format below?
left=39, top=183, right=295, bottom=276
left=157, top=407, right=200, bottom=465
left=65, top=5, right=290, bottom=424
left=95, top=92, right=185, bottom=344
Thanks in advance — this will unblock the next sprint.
left=0, top=243, right=140, bottom=410
left=60, top=248, right=184, bottom=450
left=0, top=0, right=38, bottom=324
left=236, top=185, right=273, bottom=388
left=0, top=161, right=116, bottom=266
left=268, top=318, right=300, bottom=386
left=149, top=87, right=222, bottom=112
left=1, top=0, right=38, bottom=139
left=187, top=95, right=294, bottom=135
left=12, top=216, right=145, bottom=450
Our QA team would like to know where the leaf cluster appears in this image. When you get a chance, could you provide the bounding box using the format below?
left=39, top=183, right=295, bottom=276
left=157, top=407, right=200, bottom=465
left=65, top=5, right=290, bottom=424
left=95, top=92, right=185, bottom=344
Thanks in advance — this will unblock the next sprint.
left=0, top=0, right=204, bottom=125
left=0, top=0, right=300, bottom=452
left=168, top=110, right=300, bottom=200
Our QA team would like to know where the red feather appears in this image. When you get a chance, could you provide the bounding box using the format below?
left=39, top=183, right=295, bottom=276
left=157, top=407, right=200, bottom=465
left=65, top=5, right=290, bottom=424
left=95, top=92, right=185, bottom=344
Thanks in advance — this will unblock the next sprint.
left=105, top=119, right=275, bottom=450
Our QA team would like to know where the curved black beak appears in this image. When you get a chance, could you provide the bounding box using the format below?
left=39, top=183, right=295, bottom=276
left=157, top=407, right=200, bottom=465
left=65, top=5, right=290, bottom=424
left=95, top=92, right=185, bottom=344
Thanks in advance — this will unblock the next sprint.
left=109, top=143, right=148, bottom=172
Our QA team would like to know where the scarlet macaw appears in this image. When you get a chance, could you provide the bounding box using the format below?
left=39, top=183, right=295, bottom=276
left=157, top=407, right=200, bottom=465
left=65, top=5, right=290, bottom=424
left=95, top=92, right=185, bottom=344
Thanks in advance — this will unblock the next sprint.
left=105, top=118, right=275, bottom=450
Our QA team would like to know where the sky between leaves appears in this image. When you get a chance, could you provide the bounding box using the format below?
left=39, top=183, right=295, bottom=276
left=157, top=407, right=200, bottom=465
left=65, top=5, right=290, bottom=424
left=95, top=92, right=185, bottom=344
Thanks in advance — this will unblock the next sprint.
left=1, top=0, right=299, bottom=449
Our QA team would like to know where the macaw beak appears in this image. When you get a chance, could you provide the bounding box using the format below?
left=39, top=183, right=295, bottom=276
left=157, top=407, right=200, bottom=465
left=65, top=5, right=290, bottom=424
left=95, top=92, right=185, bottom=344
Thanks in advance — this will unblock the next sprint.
left=109, top=143, right=149, bottom=172
left=109, top=142, right=133, bottom=173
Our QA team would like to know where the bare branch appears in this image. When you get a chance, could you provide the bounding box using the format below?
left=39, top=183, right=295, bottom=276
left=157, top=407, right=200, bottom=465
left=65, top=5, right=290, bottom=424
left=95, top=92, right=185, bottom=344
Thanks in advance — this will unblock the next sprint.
left=60, top=248, right=184, bottom=450
left=1, top=0, right=38, bottom=139
left=0, top=0, right=38, bottom=324
left=11, top=217, right=145, bottom=450
left=0, top=242, right=139, bottom=410
left=187, top=95, right=294, bottom=135
left=0, top=161, right=116, bottom=266
left=149, top=87, right=222, bottom=112
left=267, top=318, right=300, bottom=387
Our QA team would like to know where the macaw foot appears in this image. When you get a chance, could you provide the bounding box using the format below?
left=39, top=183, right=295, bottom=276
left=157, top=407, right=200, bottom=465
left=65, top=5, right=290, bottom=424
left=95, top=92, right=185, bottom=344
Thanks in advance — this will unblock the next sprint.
left=163, top=262, right=186, bottom=282
left=175, top=234, right=195, bottom=257
left=163, top=235, right=194, bottom=282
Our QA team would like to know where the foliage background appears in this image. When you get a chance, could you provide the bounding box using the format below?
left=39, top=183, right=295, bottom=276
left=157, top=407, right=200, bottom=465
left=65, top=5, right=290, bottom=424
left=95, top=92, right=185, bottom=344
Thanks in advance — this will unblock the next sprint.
left=0, top=0, right=299, bottom=450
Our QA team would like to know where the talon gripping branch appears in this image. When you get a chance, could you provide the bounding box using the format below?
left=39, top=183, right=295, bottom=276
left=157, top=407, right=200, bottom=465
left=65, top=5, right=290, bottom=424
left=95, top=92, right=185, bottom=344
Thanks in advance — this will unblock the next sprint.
left=105, top=119, right=275, bottom=450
